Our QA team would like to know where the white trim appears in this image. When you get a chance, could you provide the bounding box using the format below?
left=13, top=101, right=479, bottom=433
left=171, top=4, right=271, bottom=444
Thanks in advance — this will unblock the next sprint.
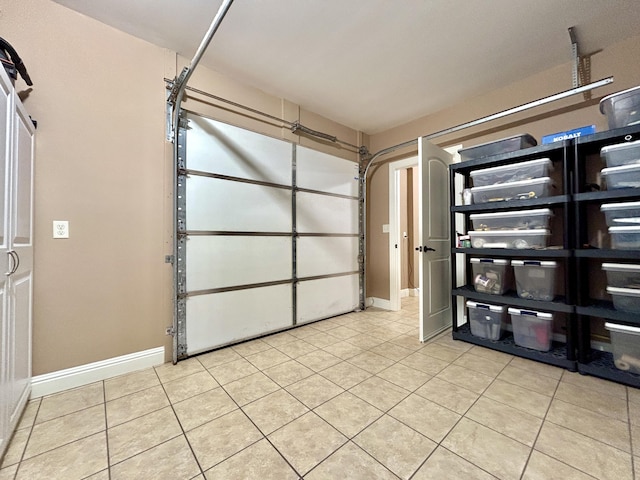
left=366, top=297, right=392, bottom=310
left=409, top=288, right=420, bottom=297
left=445, top=144, right=467, bottom=329
left=31, top=346, right=165, bottom=398
left=400, top=289, right=410, bottom=298
left=388, top=157, right=419, bottom=312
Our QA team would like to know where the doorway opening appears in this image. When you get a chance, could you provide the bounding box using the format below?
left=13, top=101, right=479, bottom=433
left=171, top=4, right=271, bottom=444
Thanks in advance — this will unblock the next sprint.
left=388, top=157, right=419, bottom=313
left=388, top=144, right=462, bottom=340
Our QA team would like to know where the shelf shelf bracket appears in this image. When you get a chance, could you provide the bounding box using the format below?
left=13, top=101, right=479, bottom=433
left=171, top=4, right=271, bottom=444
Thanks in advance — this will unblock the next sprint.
left=568, top=27, right=601, bottom=101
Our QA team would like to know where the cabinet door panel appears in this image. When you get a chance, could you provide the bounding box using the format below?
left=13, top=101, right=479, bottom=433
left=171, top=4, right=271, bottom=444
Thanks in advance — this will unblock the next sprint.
left=8, top=272, right=30, bottom=426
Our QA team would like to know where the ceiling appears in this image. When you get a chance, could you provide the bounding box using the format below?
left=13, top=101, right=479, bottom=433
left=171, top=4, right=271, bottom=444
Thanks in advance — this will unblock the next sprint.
left=52, top=0, right=640, bottom=134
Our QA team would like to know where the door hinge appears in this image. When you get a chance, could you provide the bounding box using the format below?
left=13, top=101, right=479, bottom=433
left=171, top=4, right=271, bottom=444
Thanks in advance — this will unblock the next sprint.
left=165, top=255, right=175, bottom=264
left=165, top=326, right=176, bottom=336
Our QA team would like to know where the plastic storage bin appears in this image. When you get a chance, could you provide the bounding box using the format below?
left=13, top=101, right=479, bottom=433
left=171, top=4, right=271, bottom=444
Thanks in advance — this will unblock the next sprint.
left=470, top=177, right=553, bottom=204
left=601, top=139, right=640, bottom=167
left=508, top=308, right=554, bottom=351
left=605, top=323, right=640, bottom=374
left=609, top=226, right=640, bottom=249
left=470, top=258, right=513, bottom=294
left=511, top=260, right=557, bottom=301
left=467, top=301, right=506, bottom=340
left=601, top=201, right=640, bottom=226
left=601, top=163, right=640, bottom=189
left=459, top=134, right=537, bottom=162
left=600, top=85, right=640, bottom=130
left=602, top=263, right=640, bottom=289
left=470, top=209, right=553, bottom=231
left=607, top=286, right=640, bottom=313
left=470, top=158, right=553, bottom=187
left=469, top=229, right=550, bottom=249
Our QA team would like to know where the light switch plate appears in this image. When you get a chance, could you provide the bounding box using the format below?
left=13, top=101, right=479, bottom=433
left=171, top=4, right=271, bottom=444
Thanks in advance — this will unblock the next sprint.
left=382, top=224, right=390, bottom=233
left=53, top=220, right=69, bottom=239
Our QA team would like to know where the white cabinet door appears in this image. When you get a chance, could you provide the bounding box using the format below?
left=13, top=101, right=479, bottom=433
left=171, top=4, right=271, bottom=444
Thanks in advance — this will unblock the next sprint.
left=8, top=96, right=34, bottom=428
left=0, top=69, right=34, bottom=459
left=0, top=62, right=12, bottom=460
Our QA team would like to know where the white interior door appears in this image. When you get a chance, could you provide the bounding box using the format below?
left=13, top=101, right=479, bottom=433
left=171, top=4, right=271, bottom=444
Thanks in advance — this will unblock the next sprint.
left=418, top=137, right=452, bottom=341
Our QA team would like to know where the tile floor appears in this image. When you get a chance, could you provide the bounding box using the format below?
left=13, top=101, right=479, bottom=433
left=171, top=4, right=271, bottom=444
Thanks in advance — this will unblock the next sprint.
left=1, top=296, right=639, bottom=479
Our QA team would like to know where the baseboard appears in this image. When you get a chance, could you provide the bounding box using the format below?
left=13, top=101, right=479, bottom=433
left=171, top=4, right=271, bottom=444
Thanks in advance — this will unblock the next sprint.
left=31, top=346, right=165, bottom=398
left=400, top=289, right=409, bottom=298
left=409, top=288, right=419, bottom=297
left=366, top=297, right=392, bottom=310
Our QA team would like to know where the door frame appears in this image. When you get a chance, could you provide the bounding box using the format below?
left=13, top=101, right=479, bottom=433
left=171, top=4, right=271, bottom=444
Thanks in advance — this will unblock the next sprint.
left=388, top=146, right=463, bottom=315
left=388, top=156, right=418, bottom=311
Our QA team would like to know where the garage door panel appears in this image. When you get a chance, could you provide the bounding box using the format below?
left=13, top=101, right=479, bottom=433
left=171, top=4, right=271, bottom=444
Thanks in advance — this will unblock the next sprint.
left=297, top=237, right=358, bottom=277
left=296, top=145, right=359, bottom=196
left=186, top=236, right=292, bottom=291
left=296, top=275, right=359, bottom=324
left=186, top=284, right=293, bottom=355
left=186, top=176, right=291, bottom=232
left=179, top=114, right=361, bottom=359
left=296, top=192, right=358, bottom=234
left=187, top=115, right=292, bottom=185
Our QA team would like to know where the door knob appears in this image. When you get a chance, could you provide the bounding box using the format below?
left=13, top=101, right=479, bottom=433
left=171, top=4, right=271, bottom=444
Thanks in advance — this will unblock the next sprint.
left=424, top=246, right=436, bottom=252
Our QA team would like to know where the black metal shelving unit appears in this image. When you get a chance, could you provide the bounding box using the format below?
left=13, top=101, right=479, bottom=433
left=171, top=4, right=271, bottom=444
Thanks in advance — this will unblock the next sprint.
left=449, top=139, right=578, bottom=371
left=572, top=126, right=640, bottom=387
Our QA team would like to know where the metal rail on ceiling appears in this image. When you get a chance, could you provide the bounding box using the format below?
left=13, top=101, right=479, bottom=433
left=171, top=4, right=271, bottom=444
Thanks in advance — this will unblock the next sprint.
left=166, top=81, right=363, bottom=152
left=363, top=76, right=614, bottom=176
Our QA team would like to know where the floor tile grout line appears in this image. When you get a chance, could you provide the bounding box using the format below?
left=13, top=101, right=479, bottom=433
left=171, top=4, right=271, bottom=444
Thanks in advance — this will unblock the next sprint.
left=302, top=439, right=401, bottom=480
left=550, top=388, right=630, bottom=423
left=9, top=397, right=42, bottom=480
left=407, top=446, right=500, bottom=480
left=628, top=387, right=636, bottom=479
left=101, top=380, right=112, bottom=480
left=408, top=355, right=521, bottom=477
left=28, top=399, right=106, bottom=429
left=152, top=366, right=207, bottom=479
left=517, top=366, right=563, bottom=480
left=217, top=379, right=303, bottom=478
left=542, top=412, right=633, bottom=456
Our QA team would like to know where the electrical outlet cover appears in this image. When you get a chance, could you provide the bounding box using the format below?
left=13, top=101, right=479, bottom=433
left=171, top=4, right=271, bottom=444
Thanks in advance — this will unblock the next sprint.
left=53, top=220, right=69, bottom=239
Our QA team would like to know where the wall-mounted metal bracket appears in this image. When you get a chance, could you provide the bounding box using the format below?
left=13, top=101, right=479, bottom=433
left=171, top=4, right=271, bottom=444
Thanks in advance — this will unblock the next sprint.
left=569, top=27, right=602, bottom=101
left=291, top=121, right=337, bottom=143
left=168, top=67, right=190, bottom=106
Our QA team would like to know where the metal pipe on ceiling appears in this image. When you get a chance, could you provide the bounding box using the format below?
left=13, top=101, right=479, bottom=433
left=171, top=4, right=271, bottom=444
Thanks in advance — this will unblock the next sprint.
left=360, top=76, right=614, bottom=311
left=363, top=76, right=614, bottom=177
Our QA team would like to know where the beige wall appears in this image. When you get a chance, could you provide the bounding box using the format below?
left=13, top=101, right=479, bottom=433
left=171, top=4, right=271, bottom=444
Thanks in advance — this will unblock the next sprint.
left=5, top=0, right=640, bottom=373
left=366, top=33, right=640, bottom=300
left=4, top=0, right=363, bottom=375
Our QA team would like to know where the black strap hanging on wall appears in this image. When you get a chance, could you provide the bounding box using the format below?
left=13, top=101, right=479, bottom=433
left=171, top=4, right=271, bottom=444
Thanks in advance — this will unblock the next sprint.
left=0, top=37, right=33, bottom=86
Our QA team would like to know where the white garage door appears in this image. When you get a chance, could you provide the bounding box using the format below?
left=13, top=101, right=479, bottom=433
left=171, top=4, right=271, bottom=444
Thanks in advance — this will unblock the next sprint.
left=176, top=113, right=360, bottom=358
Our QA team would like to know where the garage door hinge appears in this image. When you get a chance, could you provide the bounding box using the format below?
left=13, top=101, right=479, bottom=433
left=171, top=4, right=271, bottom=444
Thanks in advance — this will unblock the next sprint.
left=165, top=255, right=175, bottom=264
left=165, top=326, right=175, bottom=336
